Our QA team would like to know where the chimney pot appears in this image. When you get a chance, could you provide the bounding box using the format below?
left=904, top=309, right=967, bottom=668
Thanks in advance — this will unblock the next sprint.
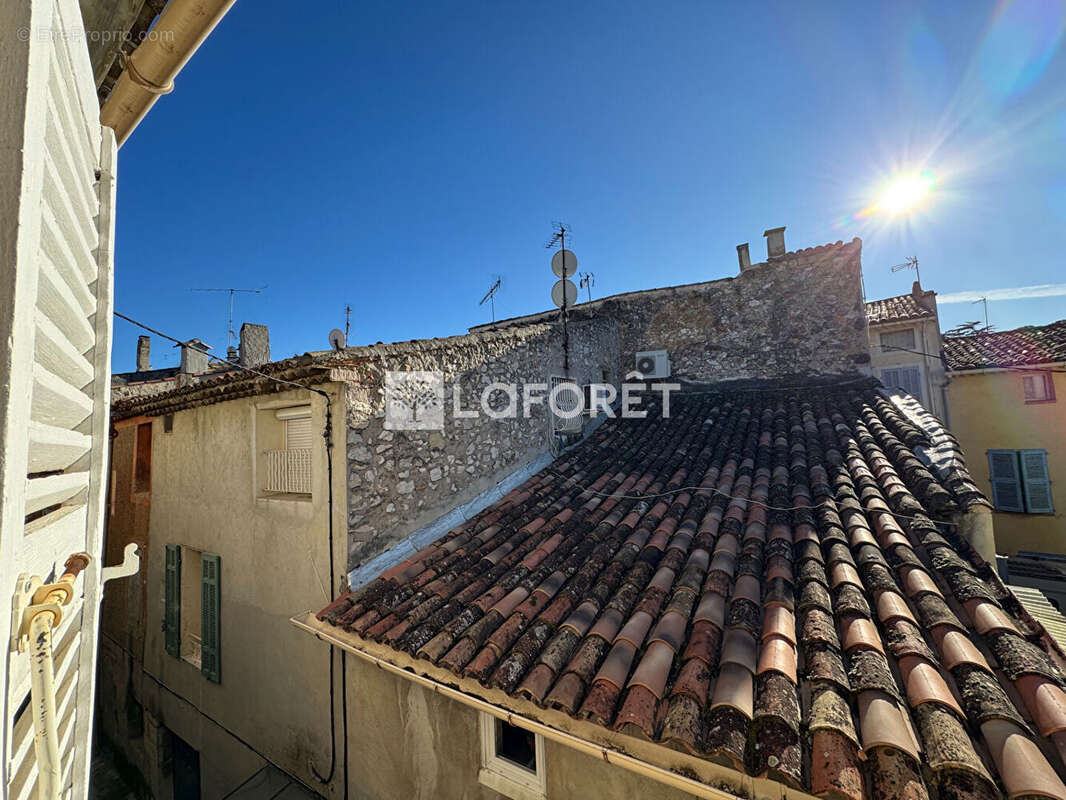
left=136, top=335, right=151, bottom=371
left=736, top=243, right=751, bottom=272
left=763, top=226, right=786, bottom=259
left=239, top=323, right=270, bottom=367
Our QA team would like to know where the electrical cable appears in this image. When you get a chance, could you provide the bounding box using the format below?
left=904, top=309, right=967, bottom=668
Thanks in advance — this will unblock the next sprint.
left=543, top=468, right=960, bottom=527
left=884, top=343, right=1066, bottom=373
left=113, top=311, right=347, bottom=792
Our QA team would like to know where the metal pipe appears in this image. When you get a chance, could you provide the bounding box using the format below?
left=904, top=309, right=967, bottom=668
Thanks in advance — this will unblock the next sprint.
left=99, top=0, right=238, bottom=147
left=27, top=554, right=90, bottom=800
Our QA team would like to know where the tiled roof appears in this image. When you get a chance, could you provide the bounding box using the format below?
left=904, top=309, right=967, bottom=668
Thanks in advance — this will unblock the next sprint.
left=316, top=382, right=1066, bottom=800
left=865, top=293, right=935, bottom=324
left=944, top=320, right=1066, bottom=371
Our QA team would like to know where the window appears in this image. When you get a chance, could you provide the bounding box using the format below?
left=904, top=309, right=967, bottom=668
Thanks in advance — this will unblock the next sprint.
left=164, top=544, right=222, bottom=682
left=988, top=450, right=1054, bottom=514
left=261, top=406, right=313, bottom=495
left=881, top=366, right=923, bottom=404
left=1022, top=372, right=1056, bottom=403
left=880, top=328, right=916, bottom=352
left=478, top=712, right=546, bottom=800
left=133, top=421, right=152, bottom=496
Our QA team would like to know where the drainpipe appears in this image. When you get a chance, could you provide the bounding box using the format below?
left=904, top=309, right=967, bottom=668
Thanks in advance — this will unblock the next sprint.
left=22, top=554, right=91, bottom=800
left=99, top=0, right=238, bottom=147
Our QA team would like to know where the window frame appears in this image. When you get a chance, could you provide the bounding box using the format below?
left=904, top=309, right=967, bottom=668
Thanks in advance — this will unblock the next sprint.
left=881, top=365, right=924, bottom=404
left=257, top=404, right=314, bottom=498
left=131, top=420, right=153, bottom=502
left=1022, top=372, right=1056, bottom=404
left=163, top=543, right=222, bottom=682
left=477, top=712, right=546, bottom=800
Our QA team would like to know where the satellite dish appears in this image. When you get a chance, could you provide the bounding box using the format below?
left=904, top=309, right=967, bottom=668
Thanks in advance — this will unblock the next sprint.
left=551, top=249, right=577, bottom=278
left=328, top=329, right=346, bottom=351
left=551, top=279, right=578, bottom=308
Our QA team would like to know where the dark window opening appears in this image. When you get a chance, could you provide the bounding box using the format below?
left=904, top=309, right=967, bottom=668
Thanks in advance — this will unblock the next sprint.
left=133, top=422, right=152, bottom=494
left=163, top=414, right=174, bottom=432
left=496, top=720, right=536, bottom=772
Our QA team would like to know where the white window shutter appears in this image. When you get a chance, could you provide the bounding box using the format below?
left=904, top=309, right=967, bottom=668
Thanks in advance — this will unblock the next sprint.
left=988, top=450, right=1025, bottom=512
left=285, top=416, right=313, bottom=450
left=1020, top=449, right=1054, bottom=514
left=0, top=0, right=114, bottom=795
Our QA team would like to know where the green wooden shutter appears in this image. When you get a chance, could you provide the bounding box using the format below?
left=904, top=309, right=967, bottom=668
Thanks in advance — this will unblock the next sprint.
left=1020, top=450, right=1054, bottom=514
left=164, top=545, right=181, bottom=657
left=988, top=450, right=1024, bottom=512
left=201, top=554, right=221, bottom=683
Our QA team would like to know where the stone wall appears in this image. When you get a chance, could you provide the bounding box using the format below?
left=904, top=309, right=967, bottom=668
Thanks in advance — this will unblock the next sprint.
left=474, top=239, right=870, bottom=384
left=343, top=318, right=619, bottom=571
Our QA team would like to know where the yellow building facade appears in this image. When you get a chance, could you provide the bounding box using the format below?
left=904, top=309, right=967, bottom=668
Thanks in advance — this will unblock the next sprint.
left=944, top=321, right=1066, bottom=556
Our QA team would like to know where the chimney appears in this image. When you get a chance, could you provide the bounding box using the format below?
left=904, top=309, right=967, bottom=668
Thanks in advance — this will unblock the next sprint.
left=736, top=243, right=751, bottom=272
left=179, top=339, right=209, bottom=375
left=763, top=226, right=786, bottom=259
left=912, top=280, right=937, bottom=314
left=239, top=323, right=270, bottom=367
left=136, top=335, right=151, bottom=371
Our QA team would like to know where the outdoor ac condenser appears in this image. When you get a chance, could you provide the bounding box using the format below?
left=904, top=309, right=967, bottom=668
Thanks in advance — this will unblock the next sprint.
left=634, top=350, right=671, bottom=379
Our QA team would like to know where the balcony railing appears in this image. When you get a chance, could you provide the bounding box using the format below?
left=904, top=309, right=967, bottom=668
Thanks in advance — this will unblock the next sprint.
left=264, top=448, right=312, bottom=494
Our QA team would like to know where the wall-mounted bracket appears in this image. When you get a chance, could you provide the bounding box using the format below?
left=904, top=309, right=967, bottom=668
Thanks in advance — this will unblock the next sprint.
left=9, top=574, right=64, bottom=654
left=101, top=543, right=140, bottom=585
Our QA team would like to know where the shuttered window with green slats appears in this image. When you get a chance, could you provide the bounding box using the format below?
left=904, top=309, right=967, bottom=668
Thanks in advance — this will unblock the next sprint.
left=201, top=554, right=221, bottom=683
left=163, top=545, right=221, bottom=683
left=164, top=544, right=181, bottom=657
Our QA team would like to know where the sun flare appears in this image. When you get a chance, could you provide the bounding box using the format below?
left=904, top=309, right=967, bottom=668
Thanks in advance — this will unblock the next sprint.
left=878, top=172, right=936, bottom=215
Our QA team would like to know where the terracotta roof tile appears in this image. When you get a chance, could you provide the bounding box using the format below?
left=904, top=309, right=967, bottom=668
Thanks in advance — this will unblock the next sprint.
left=315, top=384, right=1066, bottom=797
left=944, top=319, right=1066, bottom=371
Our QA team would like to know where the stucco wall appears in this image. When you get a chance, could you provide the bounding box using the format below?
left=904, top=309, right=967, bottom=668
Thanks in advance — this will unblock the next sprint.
left=947, top=370, right=1066, bottom=555
left=868, top=316, right=949, bottom=421
left=344, top=319, right=620, bottom=571
left=340, top=655, right=697, bottom=800
left=97, top=384, right=347, bottom=798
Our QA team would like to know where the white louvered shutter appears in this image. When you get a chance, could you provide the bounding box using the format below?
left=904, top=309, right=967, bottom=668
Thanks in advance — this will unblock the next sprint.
left=1020, top=450, right=1054, bottom=514
left=285, top=416, right=313, bottom=450
left=987, top=451, right=1024, bottom=513
left=0, top=1, right=115, bottom=797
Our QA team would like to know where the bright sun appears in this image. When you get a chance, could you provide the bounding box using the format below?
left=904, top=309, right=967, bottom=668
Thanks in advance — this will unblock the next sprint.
left=878, top=172, right=936, bottom=215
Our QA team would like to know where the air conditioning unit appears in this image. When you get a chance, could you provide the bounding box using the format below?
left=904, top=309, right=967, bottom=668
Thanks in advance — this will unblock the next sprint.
left=634, top=350, right=671, bottom=379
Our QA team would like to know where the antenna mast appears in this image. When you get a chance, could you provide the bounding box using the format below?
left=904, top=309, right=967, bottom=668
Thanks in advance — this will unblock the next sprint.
left=479, top=277, right=502, bottom=324
left=546, top=222, right=575, bottom=374
left=890, top=256, right=920, bottom=285
left=579, top=272, right=595, bottom=303
left=192, top=286, right=266, bottom=350
left=344, top=305, right=351, bottom=341
left=973, top=296, right=990, bottom=329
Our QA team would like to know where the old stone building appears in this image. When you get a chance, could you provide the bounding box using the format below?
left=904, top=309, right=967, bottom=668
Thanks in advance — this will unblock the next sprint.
left=96, top=231, right=1066, bottom=800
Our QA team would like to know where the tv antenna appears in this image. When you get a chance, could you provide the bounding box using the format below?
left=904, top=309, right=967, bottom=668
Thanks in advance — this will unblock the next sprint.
left=344, top=304, right=352, bottom=341
left=191, top=285, right=266, bottom=350
left=972, top=296, right=991, bottom=330
left=579, top=272, right=595, bottom=303
left=890, top=256, right=920, bottom=284
left=480, top=277, right=502, bottom=324
left=547, top=222, right=577, bottom=373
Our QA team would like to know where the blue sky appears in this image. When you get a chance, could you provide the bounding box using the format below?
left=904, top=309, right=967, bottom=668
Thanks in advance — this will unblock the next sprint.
left=112, top=0, right=1066, bottom=371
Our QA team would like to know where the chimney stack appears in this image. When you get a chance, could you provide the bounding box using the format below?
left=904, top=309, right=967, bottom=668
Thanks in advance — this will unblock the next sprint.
left=239, top=323, right=270, bottom=367
left=736, top=243, right=751, bottom=272
left=179, top=339, right=209, bottom=375
left=763, top=226, right=786, bottom=259
left=136, top=335, right=151, bottom=371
